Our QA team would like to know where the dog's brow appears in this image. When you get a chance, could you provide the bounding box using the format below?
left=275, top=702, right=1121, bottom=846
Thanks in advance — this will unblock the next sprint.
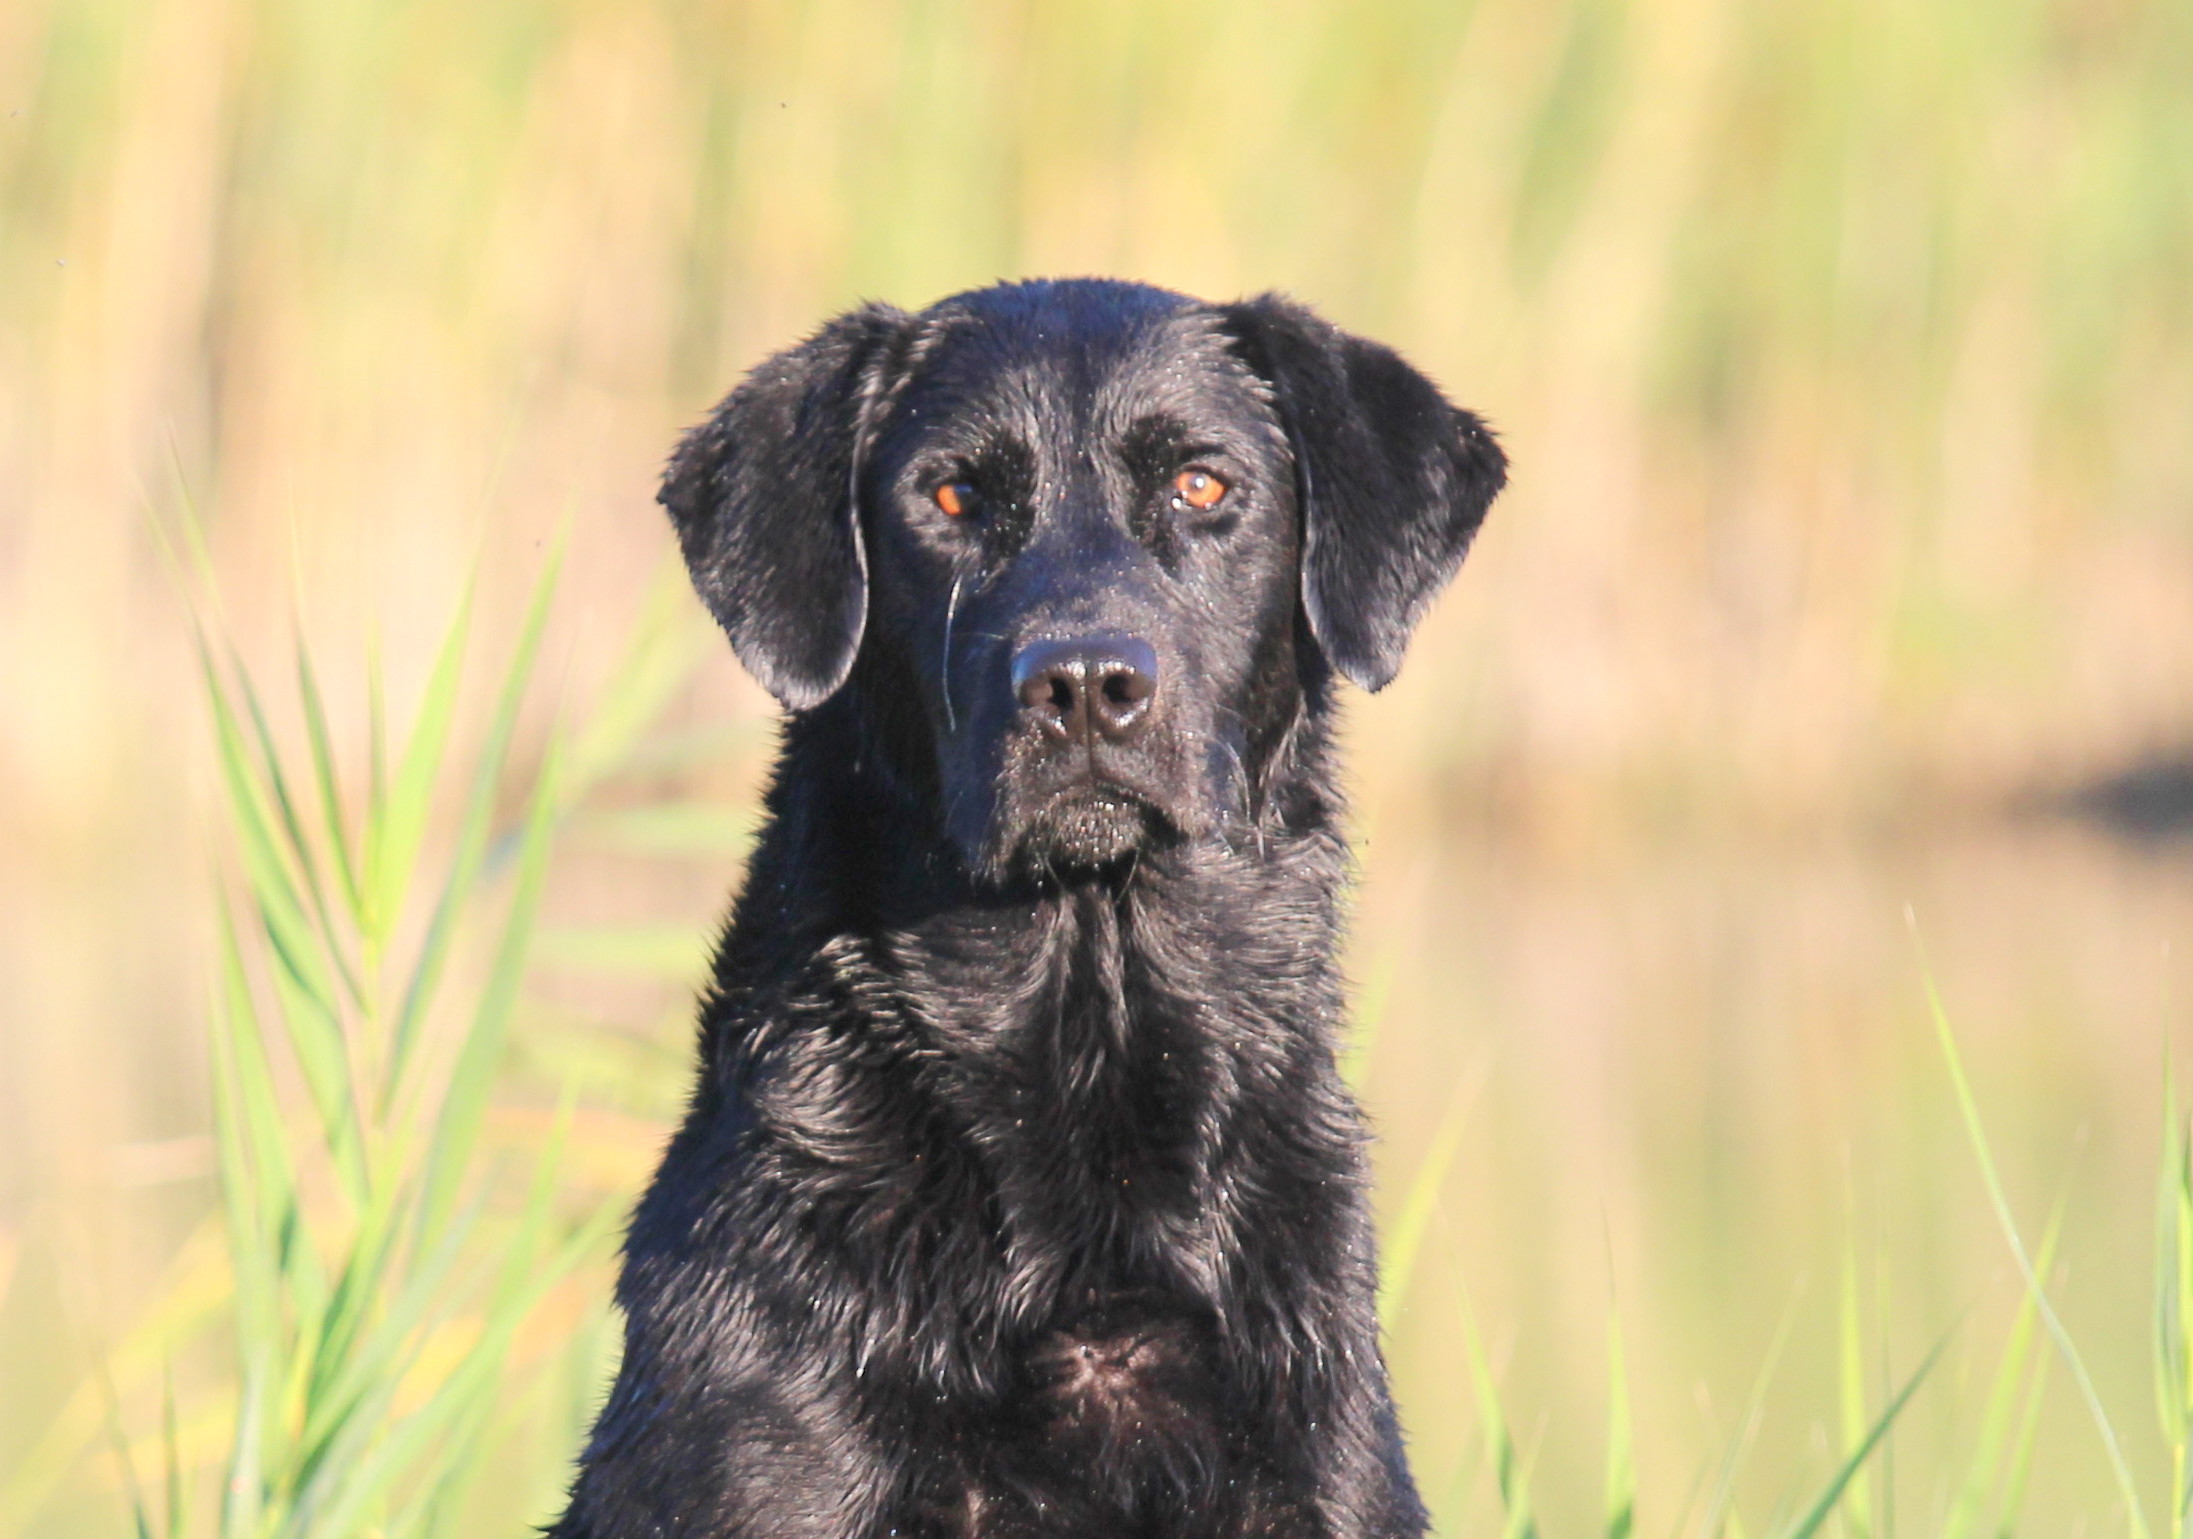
left=1117, top=413, right=1196, bottom=478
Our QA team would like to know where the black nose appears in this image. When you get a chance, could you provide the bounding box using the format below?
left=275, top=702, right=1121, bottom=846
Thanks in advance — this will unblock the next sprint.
left=1011, top=635, right=1159, bottom=745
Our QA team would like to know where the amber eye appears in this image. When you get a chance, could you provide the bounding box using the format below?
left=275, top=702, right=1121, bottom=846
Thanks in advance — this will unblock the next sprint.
left=1172, top=468, right=1228, bottom=511
left=934, top=481, right=976, bottom=518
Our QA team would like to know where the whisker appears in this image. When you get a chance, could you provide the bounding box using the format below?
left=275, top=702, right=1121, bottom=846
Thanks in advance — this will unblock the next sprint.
left=941, top=572, right=965, bottom=735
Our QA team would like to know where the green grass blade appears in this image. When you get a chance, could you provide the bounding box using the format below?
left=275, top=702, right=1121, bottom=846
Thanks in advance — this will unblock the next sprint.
left=293, top=1182, right=417, bottom=1463
left=162, top=1363, right=186, bottom=1539
left=1700, top=1289, right=1803, bottom=1539
left=280, top=1209, right=504, bottom=1535
left=228, top=998, right=330, bottom=1352
left=199, top=635, right=338, bottom=1020
left=1993, top=1336, right=2054, bottom=1539
left=298, top=1298, right=511, bottom=1539
left=1923, top=957, right=2152, bottom=1539
left=95, top=1348, right=154, bottom=1539
left=366, top=579, right=474, bottom=949
left=1875, top=1250, right=1895, bottom=1539
left=231, top=642, right=364, bottom=1009
left=416, top=734, right=566, bottom=1248
left=364, top=639, right=388, bottom=951
left=310, top=1195, right=619, bottom=1539
left=1778, top=1330, right=1952, bottom=1539
left=1837, top=1220, right=1872, bottom=1539
left=293, top=1185, right=490, bottom=1478
left=209, top=908, right=274, bottom=1539
left=263, top=965, right=368, bottom=1204
left=296, top=635, right=365, bottom=930
left=2158, top=1065, right=2193, bottom=1539
left=1380, top=1065, right=1483, bottom=1333
left=155, top=443, right=219, bottom=600
left=229, top=1058, right=321, bottom=1337
left=212, top=907, right=274, bottom=1279
left=1607, top=1302, right=1636, bottom=1539
left=391, top=1095, right=599, bottom=1538
left=1454, top=1273, right=1540, bottom=1539
left=388, top=547, right=560, bottom=1097
left=1502, top=1428, right=1547, bottom=1539
left=200, top=631, right=368, bottom=1196
left=1943, top=1188, right=2070, bottom=1539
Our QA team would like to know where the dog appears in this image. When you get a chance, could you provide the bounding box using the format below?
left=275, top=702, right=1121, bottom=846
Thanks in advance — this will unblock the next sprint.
left=550, top=278, right=1505, bottom=1539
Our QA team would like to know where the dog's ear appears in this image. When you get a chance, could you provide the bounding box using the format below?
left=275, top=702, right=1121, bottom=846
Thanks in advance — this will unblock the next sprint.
left=1219, top=294, right=1506, bottom=692
left=661, top=304, right=908, bottom=710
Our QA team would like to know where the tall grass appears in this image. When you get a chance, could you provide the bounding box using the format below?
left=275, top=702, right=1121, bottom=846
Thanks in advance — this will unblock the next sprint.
left=0, top=543, right=715, bottom=1538
left=1386, top=955, right=2193, bottom=1539
left=173, top=556, right=594, bottom=1539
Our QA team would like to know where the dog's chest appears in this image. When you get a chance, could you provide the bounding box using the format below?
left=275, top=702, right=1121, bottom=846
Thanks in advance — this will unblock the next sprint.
left=1017, top=1295, right=1225, bottom=1479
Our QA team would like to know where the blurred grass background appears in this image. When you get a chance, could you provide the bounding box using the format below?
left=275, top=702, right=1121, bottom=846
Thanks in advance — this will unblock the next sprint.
left=4, top=0, right=2193, bottom=1532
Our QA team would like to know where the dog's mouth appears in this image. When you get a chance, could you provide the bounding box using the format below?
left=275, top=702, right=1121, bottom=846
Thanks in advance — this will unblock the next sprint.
left=1012, top=784, right=1177, bottom=875
left=956, top=714, right=1209, bottom=884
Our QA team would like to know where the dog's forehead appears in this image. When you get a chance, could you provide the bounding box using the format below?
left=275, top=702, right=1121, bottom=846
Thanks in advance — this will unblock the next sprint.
left=897, top=283, right=1263, bottom=436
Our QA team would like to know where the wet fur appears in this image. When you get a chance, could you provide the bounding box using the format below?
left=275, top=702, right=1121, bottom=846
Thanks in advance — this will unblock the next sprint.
left=551, top=280, right=1504, bottom=1539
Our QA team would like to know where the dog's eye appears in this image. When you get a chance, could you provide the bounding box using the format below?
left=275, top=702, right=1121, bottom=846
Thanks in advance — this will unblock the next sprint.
left=1171, top=469, right=1228, bottom=512
left=934, top=481, right=978, bottom=518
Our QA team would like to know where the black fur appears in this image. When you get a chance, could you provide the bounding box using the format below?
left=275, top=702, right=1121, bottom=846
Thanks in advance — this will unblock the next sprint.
left=553, top=279, right=1505, bottom=1539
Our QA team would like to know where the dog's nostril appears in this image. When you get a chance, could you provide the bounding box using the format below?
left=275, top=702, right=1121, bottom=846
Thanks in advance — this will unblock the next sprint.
left=1102, top=671, right=1152, bottom=708
left=1086, top=666, right=1154, bottom=743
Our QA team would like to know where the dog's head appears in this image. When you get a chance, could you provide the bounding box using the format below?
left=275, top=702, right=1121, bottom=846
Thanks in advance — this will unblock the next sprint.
left=664, top=279, right=1505, bottom=883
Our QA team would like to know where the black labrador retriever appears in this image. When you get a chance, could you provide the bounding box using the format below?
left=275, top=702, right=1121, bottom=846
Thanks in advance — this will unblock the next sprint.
left=551, top=279, right=1505, bottom=1539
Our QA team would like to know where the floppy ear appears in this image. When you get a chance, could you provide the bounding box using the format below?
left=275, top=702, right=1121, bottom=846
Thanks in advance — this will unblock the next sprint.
left=1219, top=294, right=1506, bottom=692
left=660, top=304, right=908, bottom=710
